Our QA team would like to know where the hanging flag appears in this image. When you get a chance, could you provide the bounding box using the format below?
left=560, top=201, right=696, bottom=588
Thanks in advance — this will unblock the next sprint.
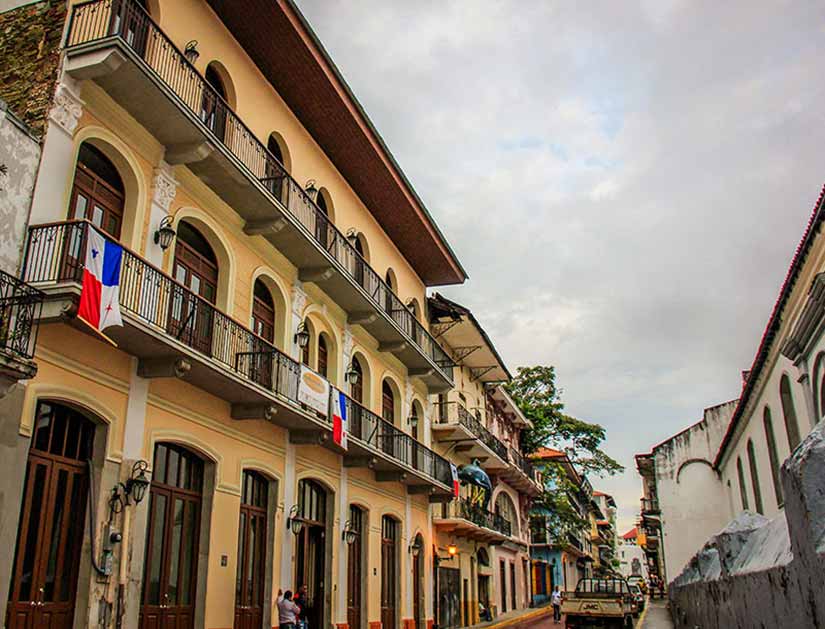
left=450, top=463, right=460, bottom=498
left=331, top=389, right=348, bottom=450
left=78, top=227, right=124, bottom=334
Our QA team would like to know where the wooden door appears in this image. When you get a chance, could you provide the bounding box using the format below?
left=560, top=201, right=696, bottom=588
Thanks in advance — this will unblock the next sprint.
left=499, top=561, right=506, bottom=613
left=250, top=281, right=275, bottom=388
left=7, top=402, right=94, bottom=629
left=412, top=546, right=422, bottom=629
left=295, top=480, right=327, bottom=629
left=169, top=225, right=217, bottom=356
left=201, top=65, right=228, bottom=141
left=346, top=506, right=363, bottom=629
left=140, top=444, right=203, bottom=629
left=437, top=568, right=460, bottom=629
left=510, top=562, right=516, bottom=611
left=380, top=382, right=395, bottom=457
left=380, top=517, right=397, bottom=629
left=235, top=472, right=267, bottom=629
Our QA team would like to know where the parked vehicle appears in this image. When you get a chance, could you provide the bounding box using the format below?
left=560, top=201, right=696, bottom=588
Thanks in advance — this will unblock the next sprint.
left=626, top=575, right=647, bottom=594
left=561, top=577, right=635, bottom=628
left=628, top=584, right=645, bottom=616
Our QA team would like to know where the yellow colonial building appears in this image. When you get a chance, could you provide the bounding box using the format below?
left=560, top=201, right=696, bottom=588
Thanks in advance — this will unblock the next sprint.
left=0, top=3, right=538, bottom=629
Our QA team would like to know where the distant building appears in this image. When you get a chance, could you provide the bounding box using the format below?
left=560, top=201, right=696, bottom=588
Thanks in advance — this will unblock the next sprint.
left=617, top=528, right=648, bottom=581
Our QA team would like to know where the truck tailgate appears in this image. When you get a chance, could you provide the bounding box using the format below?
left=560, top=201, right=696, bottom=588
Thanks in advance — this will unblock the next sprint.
left=560, top=598, right=624, bottom=617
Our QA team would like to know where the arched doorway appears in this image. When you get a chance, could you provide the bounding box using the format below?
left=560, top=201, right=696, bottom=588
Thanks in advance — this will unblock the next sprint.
left=476, top=548, right=491, bottom=621
left=202, top=63, right=229, bottom=140
left=170, top=221, right=218, bottom=355
left=381, top=380, right=396, bottom=457
left=249, top=279, right=276, bottom=387
left=412, top=533, right=425, bottom=629
left=7, top=401, right=96, bottom=629
left=295, top=480, right=329, bottom=629
left=352, top=234, right=367, bottom=289
left=315, top=190, right=332, bottom=250
left=140, top=443, right=205, bottom=629
left=265, top=133, right=289, bottom=203
left=69, top=142, right=125, bottom=239
left=380, top=516, right=399, bottom=629
left=346, top=505, right=366, bottom=629
left=235, top=471, right=268, bottom=629
left=318, top=334, right=329, bottom=378
left=384, top=270, right=396, bottom=314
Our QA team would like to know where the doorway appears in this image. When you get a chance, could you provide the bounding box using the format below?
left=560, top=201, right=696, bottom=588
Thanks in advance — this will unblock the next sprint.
left=7, top=401, right=96, bottom=629
left=412, top=534, right=424, bottom=629
left=437, top=567, right=460, bottom=629
left=346, top=506, right=364, bottom=629
left=235, top=471, right=268, bottom=629
left=295, top=480, right=328, bottom=629
left=380, top=517, right=399, bottom=629
left=139, top=443, right=205, bottom=629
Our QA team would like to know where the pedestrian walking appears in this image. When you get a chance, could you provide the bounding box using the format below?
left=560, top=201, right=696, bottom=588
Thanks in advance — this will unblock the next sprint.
left=551, top=585, right=562, bottom=624
left=277, top=589, right=301, bottom=629
left=295, top=584, right=309, bottom=629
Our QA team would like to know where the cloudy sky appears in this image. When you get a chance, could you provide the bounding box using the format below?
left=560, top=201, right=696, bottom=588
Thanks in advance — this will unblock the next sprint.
left=295, top=0, right=825, bottom=531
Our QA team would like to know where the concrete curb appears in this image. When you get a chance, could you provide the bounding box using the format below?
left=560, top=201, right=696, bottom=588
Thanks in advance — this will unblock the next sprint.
left=477, top=605, right=554, bottom=629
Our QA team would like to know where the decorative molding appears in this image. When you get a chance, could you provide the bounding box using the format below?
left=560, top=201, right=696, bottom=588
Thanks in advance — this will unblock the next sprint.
left=151, top=161, right=178, bottom=212
left=291, top=281, right=307, bottom=317
left=49, top=83, right=84, bottom=135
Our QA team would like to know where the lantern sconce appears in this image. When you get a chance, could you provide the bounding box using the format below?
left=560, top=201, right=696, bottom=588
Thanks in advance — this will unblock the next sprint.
left=408, top=535, right=423, bottom=554
left=304, top=179, right=319, bottom=202
left=294, top=322, right=310, bottom=349
left=447, top=543, right=458, bottom=557
left=110, top=460, right=151, bottom=514
left=408, top=414, right=419, bottom=429
left=154, top=216, right=177, bottom=251
left=287, top=505, right=304, bottom=536
left=342, top=520, right=358, bottom=545
left=184, top=40, right=200, bottom=65
left=345, top=361, right=360, bottom=386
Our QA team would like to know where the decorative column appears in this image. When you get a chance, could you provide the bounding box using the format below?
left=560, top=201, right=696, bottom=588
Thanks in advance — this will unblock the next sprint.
left=145, top=161, right=177, bottom=267
left=28, top=80, right=84, bottom=226
left=290, top=281, right=308, bottom=361
left=336, top=464, right=349, bottom=629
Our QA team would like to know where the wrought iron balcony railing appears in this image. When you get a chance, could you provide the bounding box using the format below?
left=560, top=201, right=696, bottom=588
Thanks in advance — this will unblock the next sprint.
left=641, top=498, right=660, bottom=514
left=436, top=401, right=509, bottom=462
left=508, top=446, right=537, bottom=480
left=440, top=497, right=512, bottom=537
left=0, top=268, right=44, bottom=360
left=339, top=392, right=453, bottom=487
left=65, top=0, right=453, bottom=383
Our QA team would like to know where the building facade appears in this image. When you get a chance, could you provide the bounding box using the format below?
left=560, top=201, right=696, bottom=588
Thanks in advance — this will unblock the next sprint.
left=616, top=528, right=648, bottom=582
left=636, top=182, right=825, bottom=584
left=0, top=3, right=544, bottom=629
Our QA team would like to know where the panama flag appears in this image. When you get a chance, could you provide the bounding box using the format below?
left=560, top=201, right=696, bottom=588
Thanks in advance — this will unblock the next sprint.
left=450, top=463, right=460, bottom=497
left=332, top=389, right=348, bottom=450
left=77, top=228, right=124, bottom=333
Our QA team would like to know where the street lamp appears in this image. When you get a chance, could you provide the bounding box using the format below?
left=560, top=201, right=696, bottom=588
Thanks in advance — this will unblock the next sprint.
left=110, top=460, right=151, bottom=513
left=342, top=520, right=358, bottom=545
left=305, top=179, right=318, bottom=202
left=287, top=505, right=304, bottom=536
left=345, top=361, right=360, bottom=386
left=153, top=216, right=177, bottom=251
left=294, top=322, right=310, bottom=349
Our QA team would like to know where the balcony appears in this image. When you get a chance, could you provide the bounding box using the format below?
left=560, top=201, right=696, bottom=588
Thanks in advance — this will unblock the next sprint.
left=0, top=269, right=44, bottom=392
left=641, top=498, right=661, bottom=516
left=500, top=446, right=542, bottom=496
left=62, top=0, right=453, bottom=391
left=434, top=497, right=512, bottom=543
left=432, top=401, right=509, bottom=468
left=22, top=220, right=453, bottom=497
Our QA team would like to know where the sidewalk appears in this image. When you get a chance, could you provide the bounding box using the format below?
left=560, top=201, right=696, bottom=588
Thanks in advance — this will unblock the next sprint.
left=462, top=603, right=555, bottom=629
left=638, top=597, right=674, bottom=629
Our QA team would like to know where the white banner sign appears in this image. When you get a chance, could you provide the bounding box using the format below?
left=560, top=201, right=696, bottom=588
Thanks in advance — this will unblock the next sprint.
left=298, top=364, right=330, bottom=417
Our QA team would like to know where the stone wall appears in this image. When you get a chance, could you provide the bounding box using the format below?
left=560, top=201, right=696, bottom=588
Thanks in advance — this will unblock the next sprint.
left=0, top=101, right=40, bottom=274
left=667, top=420, right=825, bottom=628
left=0, top=0, right=66, bottom=136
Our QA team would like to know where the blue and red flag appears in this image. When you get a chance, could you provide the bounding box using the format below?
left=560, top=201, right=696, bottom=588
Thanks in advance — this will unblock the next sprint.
left=332, top=389, right=348, bottom=450
left=450, top=463, right=460, bottom=497
left=78, top=228, right=123, bottom=333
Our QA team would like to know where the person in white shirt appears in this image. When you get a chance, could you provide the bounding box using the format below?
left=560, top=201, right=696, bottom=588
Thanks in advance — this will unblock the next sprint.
left=551, top=585, right=563, bottom=624
left=277, top=589, right=301, bottom=629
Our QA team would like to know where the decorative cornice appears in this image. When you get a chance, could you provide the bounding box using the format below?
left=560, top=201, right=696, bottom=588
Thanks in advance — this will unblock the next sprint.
left=49, top=83, right=84, bottom=135
left=151, top=161, right=178, bottom=212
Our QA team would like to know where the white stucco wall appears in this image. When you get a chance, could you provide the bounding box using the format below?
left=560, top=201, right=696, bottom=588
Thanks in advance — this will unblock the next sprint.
left=653, top=400, right=736, bottom=578
left=0, top=102, right=40, bottom=275
left=617, top=541, right=648, bottom=581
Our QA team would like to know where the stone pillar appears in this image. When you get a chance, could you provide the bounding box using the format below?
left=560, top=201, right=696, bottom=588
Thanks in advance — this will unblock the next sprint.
left=290, top=282, right=307, bottom=361
left=404, top=495, right=413, bottom=619
left=336, top=464, right=349, bottom=628
left=28, top=80, right=83, bottom=227
left=0, top=385, right=32, bottom=629
left=144, top=161, right=178, bottom=267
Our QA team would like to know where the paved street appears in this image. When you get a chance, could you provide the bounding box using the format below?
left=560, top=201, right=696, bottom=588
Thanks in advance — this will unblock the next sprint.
left=638, top=598, right=674, bottom=629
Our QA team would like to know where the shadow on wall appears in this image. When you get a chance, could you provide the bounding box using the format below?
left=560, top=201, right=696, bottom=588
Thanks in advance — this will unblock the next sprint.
left=667, top=421, right=825, bottom=628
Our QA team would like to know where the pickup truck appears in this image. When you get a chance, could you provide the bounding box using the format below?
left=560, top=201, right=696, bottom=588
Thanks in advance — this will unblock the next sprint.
left=561, top=577, right=635, bottom=628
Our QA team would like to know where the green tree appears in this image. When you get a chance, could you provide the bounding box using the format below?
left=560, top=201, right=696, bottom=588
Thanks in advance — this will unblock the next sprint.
left=505, top=365, right=623, bottom=477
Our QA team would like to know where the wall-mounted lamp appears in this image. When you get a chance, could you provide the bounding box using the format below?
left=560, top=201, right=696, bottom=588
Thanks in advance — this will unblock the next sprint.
left=110, top=460, right=151, bottom=514
left=447, top=543, right=458, bottom=557
left=345, top=361, right=360, bottom=386
left=342, top=520, right=358, bottom=545
left=294, top=322, right=310, bottom=349
left=287, top=505, right=304, bottom=536
left=345, top=228, right=357, bottom=241
left=184, top=40, right=200, bottom=64
left=304, top=179, right=318, bottom=202
left=154, top=215, right=177, bottom=251
left=408, top=536, right=423, bottom=554
left=409, top=414, right=419, bottom=429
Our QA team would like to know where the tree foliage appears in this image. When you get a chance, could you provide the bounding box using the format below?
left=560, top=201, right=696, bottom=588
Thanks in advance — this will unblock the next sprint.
left=504, top=365, right=623, bottom=477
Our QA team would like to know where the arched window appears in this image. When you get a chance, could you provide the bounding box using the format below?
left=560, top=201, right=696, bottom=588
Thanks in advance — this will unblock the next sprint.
left=353, top=234, right=368, bottom=289
left=202, top=62, right=229, bottom=140
left=384, top=270, right=396, bottom=314
left=350, top=356, right=364, bottom=404
left=252, top=279, right=275, bottom=343
left=763, top=407, right=783, bottom=507
left=410, top=400, right=420, bottom=441
left=382, top=380, right=395, bottom=424
left=171, top=221, right=218, bottom=354
left=746, top=439, right=764, bottom=514
left=779, top=375, right=801, bottom=451
left=315, top=190, right=332, bottom=249
left=70, top=143, right=125, bottom=239
left=318, top=334, right=328, bottom=378
left=495, top=492, right=519, bottom=536
left=265, top=133, right=289, bottom=202
left=736, top=456, right=749, bottom=511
